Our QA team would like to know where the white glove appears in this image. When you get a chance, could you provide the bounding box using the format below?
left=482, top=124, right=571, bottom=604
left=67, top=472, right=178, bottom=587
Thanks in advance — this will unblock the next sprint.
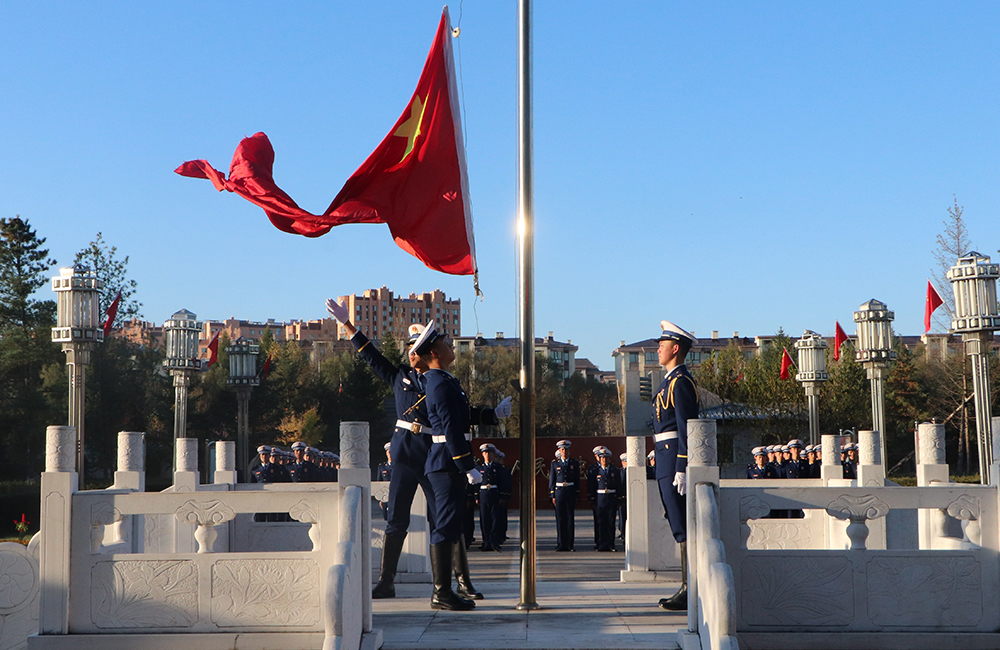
left=325, top=298, right=349, bottom=324
left=673, top=471, right=687, bottom=496
left=494, top=396, right=513, bottom=419
left=466, top=469, right=483, bottom=485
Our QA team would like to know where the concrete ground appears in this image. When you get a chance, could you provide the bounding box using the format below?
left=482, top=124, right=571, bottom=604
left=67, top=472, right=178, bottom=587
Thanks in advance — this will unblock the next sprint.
left=373, top=508, right=688, bottom=650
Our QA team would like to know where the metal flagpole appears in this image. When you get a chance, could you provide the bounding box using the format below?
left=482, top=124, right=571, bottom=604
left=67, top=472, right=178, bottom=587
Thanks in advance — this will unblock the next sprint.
left=516, top=0, right=539, bottom=611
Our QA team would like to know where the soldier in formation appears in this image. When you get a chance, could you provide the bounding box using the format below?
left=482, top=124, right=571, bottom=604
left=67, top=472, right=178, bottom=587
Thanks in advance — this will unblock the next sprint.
left=587, top=446, right=621, bottom=552
left=549, top=439, right=579, bottom=551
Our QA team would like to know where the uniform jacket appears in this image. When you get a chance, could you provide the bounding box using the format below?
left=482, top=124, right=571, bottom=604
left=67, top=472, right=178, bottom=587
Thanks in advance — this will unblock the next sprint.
left=653, top=364, right=699, bottom=477
left=423, top=368, right=476, bottom=474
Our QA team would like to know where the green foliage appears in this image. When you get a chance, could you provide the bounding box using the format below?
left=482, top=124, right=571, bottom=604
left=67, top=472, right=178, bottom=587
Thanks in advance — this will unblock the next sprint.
left=74, top=232, right=141, bottom=325
left=0, top=216, right=56, bottom=333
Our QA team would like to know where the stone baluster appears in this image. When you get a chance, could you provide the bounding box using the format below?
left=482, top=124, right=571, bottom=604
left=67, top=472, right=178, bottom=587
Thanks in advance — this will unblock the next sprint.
left=174, top=499, right=235, bottom=553
left=214, top=441, right=237, bottom=485
left=622, top=436, right=651, bottom=578
left=340, top=421, right=372, bottom=634
left=825, top=494, right=890, bottom=550
left=685, top=419, right=719, bottom=643
left=916, top=422, right=948, bottom=549
left=40, top=425, right=78, bottom=634
left=114, top=431, right=145, bottom=491
left=172, top=438, right=200, bottom=553
left=856, top=430, right=885, bottom=487
left=820, top=433, right=843, bottom=483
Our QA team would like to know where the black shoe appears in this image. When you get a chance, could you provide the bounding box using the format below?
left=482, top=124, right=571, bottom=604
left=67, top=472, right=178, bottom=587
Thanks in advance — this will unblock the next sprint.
left=431, top=541, right=475, bottom=611
left=372, top=579, right=395, bottom=599
left=432, top=590, right=476, bottom=610
left=659, top=585, right=687, bottom=611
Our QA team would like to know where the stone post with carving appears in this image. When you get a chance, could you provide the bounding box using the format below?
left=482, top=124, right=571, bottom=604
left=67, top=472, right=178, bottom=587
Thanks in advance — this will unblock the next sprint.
left=172, top=438, right=200, bottom=553
left=856, top=430, right=885, bottom=487
left=622, top=436, right=650, bottom=579
left=113, top=431, right=146, bottom=552
left=39, top=425, right=78, bottom=634
left=820, top=433, right=843, bottom=483
left=339, top=421, right=372, bottom=633
left=214, top=441, right=237, bottom=485
left=684, top=418, right=719, bottom=642
left=916, top=421, right=948, bottom=549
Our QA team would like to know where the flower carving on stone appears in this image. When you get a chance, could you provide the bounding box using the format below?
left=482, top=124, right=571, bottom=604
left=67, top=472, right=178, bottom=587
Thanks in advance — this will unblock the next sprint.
left=826, top=494, right=890, bottom=521
left=91, top=560, right=198, bottom=628
left=687, top=420, right=717, bottom=467
left=175, top=500, right=235, bottom=527
left=742, top=556, right=854, bottom=626
left=740, top=495, right=771, bottom=521
left=0, top=545, right=38, bottom=612
left=45, top=427, right=76, bottom=472
left=919, top=431, right=946, bottom=465
left=867, top=556, right=982, bottom=627
left=288, top=499, right=318, bottom=524
left=92, top=501, right=122, bottom=527
left=211, top=559, right=319, bottom=627
left=339, top=426, right=369, bottom=469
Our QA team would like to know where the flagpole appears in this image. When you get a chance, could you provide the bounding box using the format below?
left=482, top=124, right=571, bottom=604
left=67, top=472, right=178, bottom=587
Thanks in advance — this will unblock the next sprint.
left=516, top=0, right=539, bottom=611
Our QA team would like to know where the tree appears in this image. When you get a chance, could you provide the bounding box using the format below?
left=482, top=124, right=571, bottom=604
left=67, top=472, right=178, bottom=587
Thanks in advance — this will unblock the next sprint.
left=930, top=195, right=972, bottom=330
left=74, top=232, right=141, bottom=328
left=0, top=217, right=61, bottom=476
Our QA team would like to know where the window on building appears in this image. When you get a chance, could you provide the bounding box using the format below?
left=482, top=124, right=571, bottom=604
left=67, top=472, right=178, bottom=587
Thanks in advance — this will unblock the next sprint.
left=629, top=352, right=639, bottom=364
left=645, top=352, right=657, bottom=364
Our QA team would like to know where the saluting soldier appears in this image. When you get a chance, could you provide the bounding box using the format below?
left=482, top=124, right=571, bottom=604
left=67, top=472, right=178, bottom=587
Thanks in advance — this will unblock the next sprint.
left=549, top=440, right=580, bottom=551
left=652, top=320, right=699, bottom=611
left=326, top=299, right=510, bottom=602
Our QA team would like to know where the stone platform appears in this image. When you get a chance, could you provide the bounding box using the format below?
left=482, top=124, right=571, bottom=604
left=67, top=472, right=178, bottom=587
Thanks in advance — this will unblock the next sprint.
left=373, top=509, right=687, bottom=650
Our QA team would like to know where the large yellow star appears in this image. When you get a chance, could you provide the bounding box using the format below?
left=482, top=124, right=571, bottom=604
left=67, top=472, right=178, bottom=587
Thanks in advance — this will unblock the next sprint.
left=393, top=95, right=426, bottom=163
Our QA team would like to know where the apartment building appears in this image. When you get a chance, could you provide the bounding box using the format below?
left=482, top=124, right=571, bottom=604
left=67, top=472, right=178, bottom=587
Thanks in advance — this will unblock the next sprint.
left=336, top=286, right=460, bottom=341
left=452, top=331, right=579, bottom=382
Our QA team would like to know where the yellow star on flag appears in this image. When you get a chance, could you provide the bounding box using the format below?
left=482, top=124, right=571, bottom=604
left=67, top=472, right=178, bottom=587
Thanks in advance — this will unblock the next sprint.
left=393, top=95, right=427, bottom=163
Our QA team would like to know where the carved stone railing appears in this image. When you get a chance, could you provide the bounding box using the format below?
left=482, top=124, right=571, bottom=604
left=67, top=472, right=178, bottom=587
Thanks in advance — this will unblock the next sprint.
left=693, top=483, right=739, bottom=650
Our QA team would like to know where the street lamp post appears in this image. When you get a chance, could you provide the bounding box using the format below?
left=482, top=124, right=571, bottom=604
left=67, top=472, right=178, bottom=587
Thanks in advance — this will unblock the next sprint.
left=163, top=309, right=202, bottom=459
left=853, top=299, right=896, bottom=465
left=795, top=330, right=829, bottom=446
left=51, top=265, right=104, bottom=477
left=226, top=337, right=259, bottom=479
left=947, top=252, right=1000, bottom=484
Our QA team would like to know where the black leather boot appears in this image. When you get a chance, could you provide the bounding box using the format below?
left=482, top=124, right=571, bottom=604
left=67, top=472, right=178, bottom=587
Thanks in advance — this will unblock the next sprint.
left=659, top=541, right=688, bottom=610
left=430, top=541, right=475, bottom=611
left=454, top=534, right=484, bottom=600
left=373, top=532, right=405, bottom=599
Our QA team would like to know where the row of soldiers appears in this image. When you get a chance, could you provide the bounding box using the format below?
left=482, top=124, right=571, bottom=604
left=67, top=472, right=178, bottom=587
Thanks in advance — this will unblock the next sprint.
left=250, top=440, right=340, bottom=483
left=746, top=439, right=860, bottom=479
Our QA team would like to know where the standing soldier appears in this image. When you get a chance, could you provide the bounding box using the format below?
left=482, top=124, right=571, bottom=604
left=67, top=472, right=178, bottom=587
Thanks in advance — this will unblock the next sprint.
left=646, top=449, right=656, bottom=480
left=326, top=299, right=509, bottom=602
left=549, top=440, right=579, bottom=551
left=289, top=442, right=319, bottom=482
left=587, top=447, right=602, bottom=549
left=747, top=447, right=770, bottom=478
left=415, top=322, right=481, bottom=611
left=477, top=444, right=501, bottom=552
left=617, top=452, right=628, bottom=541
left=652, top=320, right=699, bottom=611
left=251, top=446, right=271, bottom=484
left=590, top=447, right=620, bottom=552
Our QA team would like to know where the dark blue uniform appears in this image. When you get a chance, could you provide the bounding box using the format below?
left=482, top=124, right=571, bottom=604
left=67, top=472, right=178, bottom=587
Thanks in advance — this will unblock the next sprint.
left=478, top=461, right=501, bottom=550
left=588, top=463, right=621, bottom=552
left=376, top=462, right=393, bottom=520
left=549, top=457, right=580, bottom=551
left=496, top=461, right=512, bottom=545
left=289, top=459, right=320, bottom=483
left=653, top=364, right=699, bottom=544
left=586, top=462, right=600, bottom=548
left=423, top=368, right=477, bottom=545
left=617, top=465, right=627, bottom=540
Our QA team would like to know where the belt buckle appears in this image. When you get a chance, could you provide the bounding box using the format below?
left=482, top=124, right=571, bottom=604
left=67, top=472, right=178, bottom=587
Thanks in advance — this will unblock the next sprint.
left=410, top=422, right=422, bottom=434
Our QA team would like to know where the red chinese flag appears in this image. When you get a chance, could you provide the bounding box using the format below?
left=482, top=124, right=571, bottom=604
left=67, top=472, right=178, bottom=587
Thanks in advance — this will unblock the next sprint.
left=780, top=347, right=794, bottom=380
left=259, top=353, right=273, bottom=381
left=175, top=8, right=476, bottom=277
left=834, top=321, right=848, bottom=361
left=925, top=281, right=944, bottom=333
left=102, top=290, right=121, bottom=337
left=206, top=330, right=221, bottom=369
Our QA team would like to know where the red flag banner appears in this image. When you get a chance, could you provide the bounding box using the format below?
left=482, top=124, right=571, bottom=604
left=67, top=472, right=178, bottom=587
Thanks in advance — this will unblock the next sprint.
left=175, top=8, right=477, bottom=279
left=780, top=347, right=794, bottom=380
left=206, top=330, right=221, bottom=369
left=834, top=321, right=848, bottom=361
left=102, top=290, right=121, bottom=338
left=259, top=353, right=273, bottom=381
left=925, top=281, right=944, bottom=333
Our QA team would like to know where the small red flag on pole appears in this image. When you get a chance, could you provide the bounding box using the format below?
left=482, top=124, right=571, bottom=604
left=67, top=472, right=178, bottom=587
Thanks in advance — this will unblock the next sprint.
left=176, top=8, right=477, bottom=281
left=834, top=321, right=848, bottom=361
left=259, top=352, right=273, bottom=381
left=925, top=281, right=945, bottom=333
left=780, top=347, right=794, bottom=380
left=102, top=290, right=121, bottom=337
left=205, top=330, right=221, bottom=369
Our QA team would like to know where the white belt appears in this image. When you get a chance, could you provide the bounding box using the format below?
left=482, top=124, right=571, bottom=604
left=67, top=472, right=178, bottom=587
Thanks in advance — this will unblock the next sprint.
left=431, top=433, right=473, bottom=444
left=654, top=431, right=678, bottom=442
left=396, top=420, right=433, bottom=435
left=597, top=489, right=616, bottom=494
left=555, top=482, right=575, bottom=487
left=480, top=484, right=498, bottom=489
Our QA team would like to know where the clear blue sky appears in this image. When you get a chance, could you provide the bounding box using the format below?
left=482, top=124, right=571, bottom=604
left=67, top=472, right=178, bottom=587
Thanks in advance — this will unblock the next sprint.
left=3, top=2, right=999, bottom=367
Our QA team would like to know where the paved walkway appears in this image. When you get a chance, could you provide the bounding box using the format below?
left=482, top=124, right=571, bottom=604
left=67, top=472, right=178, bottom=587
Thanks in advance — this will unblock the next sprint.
left=373, top=509, right=688, bottom=650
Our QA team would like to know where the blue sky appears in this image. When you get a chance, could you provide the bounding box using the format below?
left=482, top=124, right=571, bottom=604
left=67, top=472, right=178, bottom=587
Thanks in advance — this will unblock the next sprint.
left=2, top=2, right=999, bottom=367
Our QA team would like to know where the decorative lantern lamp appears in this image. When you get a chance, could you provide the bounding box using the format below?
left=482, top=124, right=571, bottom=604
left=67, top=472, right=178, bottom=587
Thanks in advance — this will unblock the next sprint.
left=164, top=309, right=202, bottom=453
left=226, top=337, right=260, bottom=478
left=51, top=265, right=105, bottom=477
left=51, top=265, right=103, bottom=345
left=795, top=330, right=829, bottom=445
left=854, top=299, right=895, bottom=465
left=948, top=252, right=1000, bottom=484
